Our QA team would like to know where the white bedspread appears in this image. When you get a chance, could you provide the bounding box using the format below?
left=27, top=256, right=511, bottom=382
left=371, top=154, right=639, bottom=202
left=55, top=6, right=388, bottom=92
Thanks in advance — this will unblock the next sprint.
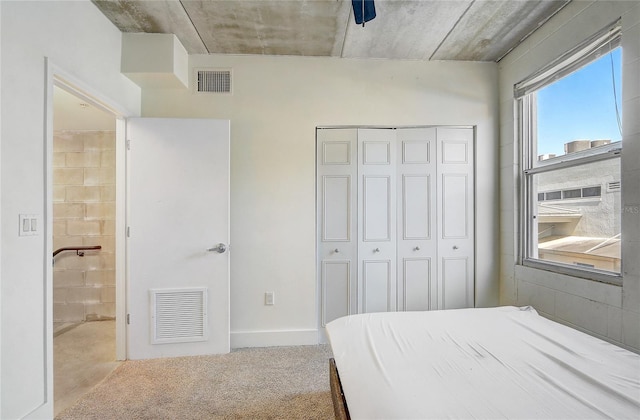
left=327, top=306, right=640, bottom=419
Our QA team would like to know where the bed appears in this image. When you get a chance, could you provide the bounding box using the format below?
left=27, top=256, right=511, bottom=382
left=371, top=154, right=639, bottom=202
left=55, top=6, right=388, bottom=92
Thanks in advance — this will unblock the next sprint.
left=326, top=306, right=640, bottom=419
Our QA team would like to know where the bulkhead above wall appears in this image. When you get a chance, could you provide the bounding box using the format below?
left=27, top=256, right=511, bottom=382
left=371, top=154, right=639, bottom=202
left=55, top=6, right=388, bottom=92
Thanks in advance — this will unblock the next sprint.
left=121, top=33, right=189, bottom=88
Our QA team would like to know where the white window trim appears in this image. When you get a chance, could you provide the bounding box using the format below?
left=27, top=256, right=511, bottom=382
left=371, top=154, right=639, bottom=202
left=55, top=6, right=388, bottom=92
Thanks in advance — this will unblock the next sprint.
left=517, top=20, right=623, bottom=286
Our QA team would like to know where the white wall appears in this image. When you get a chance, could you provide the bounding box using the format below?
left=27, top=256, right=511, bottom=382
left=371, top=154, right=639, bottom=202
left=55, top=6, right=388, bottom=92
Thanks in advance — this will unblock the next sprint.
left=142, top=54, right=500, bottom=346
left=0, top=1, right=140, bottom=418
left=498, top=0, right=640, bottom=351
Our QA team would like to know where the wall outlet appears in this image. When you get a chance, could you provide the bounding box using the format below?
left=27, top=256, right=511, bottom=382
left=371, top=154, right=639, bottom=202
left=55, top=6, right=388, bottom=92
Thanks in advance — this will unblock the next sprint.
left=265, top=292, right=275, bottom=306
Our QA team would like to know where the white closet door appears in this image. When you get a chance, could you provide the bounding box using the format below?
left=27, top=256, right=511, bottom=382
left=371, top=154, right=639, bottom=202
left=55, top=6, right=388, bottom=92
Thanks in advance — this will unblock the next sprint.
left=317, top=125, right=475, bottom=327
left=397, top=128, right=438, bottom=311
left=437, top=127, right=475, bottom=309
left=358, top=129, right=397, bottom=313
left=316, top=129, right=357, bottom=331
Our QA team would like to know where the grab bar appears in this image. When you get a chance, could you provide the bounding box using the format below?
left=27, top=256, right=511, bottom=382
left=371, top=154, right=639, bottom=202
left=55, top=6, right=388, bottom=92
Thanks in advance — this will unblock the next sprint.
left=53, top=246, right=102, bottom=258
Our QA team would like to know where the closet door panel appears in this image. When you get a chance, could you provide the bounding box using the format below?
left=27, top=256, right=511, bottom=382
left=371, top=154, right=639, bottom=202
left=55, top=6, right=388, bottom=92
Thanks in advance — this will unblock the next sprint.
left=321, top=261, right=351, bottom=326
left=403, top=258, right=434, bottom=311
left=437, top=127, right=475, bottom=309
left=358, top=129, right=396, bottom=312
left=397, top=128, right=437, bottom=311
left=322, top=176, right=351, bottom=242
left=363, top=260, right=392, bottom=313
left=442, top=141, right=469, bottom=164
left=363, top=175, right=391, bottom=241
left=317, top=129, right=358, bottom=338
left=403, top=175, right=431, bottom=240
left=441, top=174, right=469, bottom=239
left=402, top=140, right=430, bottom=164
left=323, top=141, right=351, bottom=165
left=441, top=257, right=471, bottom=309
left=363, top=141, right=391, bottom=164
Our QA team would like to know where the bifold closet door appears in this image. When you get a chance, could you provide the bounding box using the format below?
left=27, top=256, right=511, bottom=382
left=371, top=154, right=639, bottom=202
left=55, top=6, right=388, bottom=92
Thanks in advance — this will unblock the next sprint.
left=317, top=126, right=475, bottom=330
left=437, top=127, right=475, bottom=309
left=357, top=129, right=397, bottom=313
left=316, top=129, right=357, bottom=329
left=396, top=128, right=438, bottom=311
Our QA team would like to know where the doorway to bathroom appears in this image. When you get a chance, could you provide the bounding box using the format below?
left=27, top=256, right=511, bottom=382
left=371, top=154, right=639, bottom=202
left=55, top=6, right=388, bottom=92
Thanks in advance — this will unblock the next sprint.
left=51, top=83, right=122, bottom=416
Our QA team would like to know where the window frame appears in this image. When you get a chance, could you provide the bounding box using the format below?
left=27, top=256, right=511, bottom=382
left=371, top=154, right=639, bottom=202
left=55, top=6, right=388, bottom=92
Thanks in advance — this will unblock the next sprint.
left=516, top=20, right=623, bottom=286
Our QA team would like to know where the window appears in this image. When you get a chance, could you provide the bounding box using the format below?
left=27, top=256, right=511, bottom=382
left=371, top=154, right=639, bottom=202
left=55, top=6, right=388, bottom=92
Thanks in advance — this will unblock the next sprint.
left=562, top=189, right=582, bottom=199
left=538, top=186, right=603, bottom=202
left=545, top=191, right=562, bottom=201
left=516, top=21, right=622, bottom=283
left=582, top=186, right=602, bottom=197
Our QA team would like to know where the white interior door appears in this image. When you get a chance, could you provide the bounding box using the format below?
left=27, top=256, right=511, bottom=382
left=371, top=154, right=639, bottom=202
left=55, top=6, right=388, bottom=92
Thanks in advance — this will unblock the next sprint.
left=127, top=118, right=230, bottom=360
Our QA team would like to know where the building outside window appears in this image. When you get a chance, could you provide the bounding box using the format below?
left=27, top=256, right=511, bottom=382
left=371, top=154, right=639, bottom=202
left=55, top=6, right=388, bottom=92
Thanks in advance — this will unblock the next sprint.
left=516, top=21, right=622, bottom=283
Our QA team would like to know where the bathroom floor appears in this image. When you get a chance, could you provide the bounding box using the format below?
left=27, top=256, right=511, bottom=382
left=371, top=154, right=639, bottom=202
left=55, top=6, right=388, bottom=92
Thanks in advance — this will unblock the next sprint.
left=53, top=320, right=120, bottom=417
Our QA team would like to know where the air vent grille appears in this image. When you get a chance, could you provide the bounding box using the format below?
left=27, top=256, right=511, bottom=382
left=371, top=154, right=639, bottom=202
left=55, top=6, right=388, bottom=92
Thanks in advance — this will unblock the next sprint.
left=607, top=181, right=621, bottom=192
left=197, top=70, right=231, bottom=93
left=150, top=288, right=208, bottom=344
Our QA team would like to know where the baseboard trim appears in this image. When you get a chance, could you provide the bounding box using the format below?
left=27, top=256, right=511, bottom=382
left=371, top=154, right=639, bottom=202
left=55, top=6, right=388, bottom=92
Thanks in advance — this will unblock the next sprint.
left=231, top=329, right=318, bottom=349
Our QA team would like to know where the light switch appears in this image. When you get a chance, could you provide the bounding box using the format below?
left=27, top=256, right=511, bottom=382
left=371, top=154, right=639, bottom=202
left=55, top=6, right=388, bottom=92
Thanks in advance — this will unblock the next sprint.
left=19, top=214, right=39, bottom=236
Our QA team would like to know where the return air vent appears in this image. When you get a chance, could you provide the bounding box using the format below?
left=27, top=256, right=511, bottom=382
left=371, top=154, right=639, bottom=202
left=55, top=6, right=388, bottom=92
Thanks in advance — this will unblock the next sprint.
left=197, top=69, right=232, bottom=93
left=150, top=288, right=208, bottom=344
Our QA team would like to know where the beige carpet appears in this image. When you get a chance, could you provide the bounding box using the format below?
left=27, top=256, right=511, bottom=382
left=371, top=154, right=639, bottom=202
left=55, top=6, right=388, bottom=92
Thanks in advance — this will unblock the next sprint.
left=56, top=345, right=334, bottom=420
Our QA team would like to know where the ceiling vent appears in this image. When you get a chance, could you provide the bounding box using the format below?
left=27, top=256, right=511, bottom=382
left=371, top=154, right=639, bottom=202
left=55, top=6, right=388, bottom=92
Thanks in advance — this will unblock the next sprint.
left=196, top=69, right=232, bottom=93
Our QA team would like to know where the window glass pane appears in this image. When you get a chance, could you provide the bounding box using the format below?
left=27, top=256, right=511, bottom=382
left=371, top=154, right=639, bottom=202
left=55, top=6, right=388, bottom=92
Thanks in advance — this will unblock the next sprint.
left=532, top=158, right=620, bottom=274
left=536, top=48, right=621, bottom=161
left=545, top=191, right=561, bottom=200
left=563, top=189, right=582, bottom=199
left=582, top=186, right=601, bottom=197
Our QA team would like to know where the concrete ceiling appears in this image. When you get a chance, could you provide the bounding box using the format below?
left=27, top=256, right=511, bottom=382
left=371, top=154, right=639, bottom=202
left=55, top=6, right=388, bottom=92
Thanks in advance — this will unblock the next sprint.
left=92, top=0, right=571, bottom=62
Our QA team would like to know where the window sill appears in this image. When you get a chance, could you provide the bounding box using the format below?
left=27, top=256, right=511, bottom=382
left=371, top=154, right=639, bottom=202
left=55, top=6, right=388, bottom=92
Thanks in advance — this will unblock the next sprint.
left=522, top=258, right=623, bottom=286
left=540, top=197, right=602, bottom=205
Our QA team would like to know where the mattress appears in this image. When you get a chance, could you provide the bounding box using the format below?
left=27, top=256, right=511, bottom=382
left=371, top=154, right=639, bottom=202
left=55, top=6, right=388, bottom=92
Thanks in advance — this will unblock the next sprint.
left=326, top=306, right=640, bottom=419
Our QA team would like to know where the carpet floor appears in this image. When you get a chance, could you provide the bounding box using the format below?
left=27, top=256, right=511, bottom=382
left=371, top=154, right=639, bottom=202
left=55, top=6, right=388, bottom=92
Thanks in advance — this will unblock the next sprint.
left=56, top=345, right=335, bottom=420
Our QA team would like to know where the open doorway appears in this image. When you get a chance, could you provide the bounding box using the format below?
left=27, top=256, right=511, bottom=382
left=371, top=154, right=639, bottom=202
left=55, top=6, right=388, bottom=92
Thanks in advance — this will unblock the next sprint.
left=51, top=85, right=120, bottom=416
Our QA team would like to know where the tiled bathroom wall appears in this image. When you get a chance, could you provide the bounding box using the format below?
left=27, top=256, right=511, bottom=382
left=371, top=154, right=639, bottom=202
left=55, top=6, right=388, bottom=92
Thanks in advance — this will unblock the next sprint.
left=53, top=130, right=116, bottom=325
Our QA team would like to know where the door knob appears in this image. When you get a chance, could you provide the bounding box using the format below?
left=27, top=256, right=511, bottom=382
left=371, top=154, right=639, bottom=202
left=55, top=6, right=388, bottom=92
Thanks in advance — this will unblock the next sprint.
left=207, top=243, right=227, bottom=253
left=373, top=248, right=380, bottom=253
left=453, top=245, right=459, bottom=250
left=414, top=246, right=420, bottom=251
left=333, top=248, right=340, bottom=254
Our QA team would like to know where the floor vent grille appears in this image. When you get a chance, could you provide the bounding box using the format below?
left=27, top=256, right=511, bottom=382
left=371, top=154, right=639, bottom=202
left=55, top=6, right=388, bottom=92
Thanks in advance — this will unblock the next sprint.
left=150, top=288, right=208, bottom=344
left=197, top=69, right=232, bottom=93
